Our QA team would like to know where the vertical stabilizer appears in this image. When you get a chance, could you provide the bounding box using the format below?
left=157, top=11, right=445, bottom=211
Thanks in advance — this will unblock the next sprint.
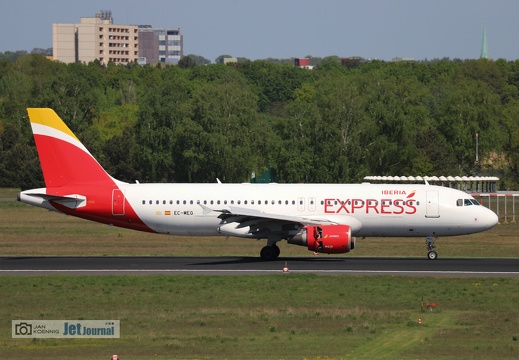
left=27, top=108, right=114, bottom=187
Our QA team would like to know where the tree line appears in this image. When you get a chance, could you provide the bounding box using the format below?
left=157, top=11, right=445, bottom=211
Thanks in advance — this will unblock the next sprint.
left=0, top=54, right=518, bottom=190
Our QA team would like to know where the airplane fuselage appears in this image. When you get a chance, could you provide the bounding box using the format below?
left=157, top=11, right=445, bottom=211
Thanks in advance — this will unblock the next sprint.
left=20, top=182, right=497, bottom=238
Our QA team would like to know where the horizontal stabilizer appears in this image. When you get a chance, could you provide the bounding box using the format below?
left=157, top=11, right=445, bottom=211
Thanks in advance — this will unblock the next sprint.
left=20, top=190, right=86, bottom=210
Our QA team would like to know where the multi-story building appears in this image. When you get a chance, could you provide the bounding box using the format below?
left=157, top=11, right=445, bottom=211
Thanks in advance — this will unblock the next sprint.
left=52, top=11, right=183, bottom=66
left=52, top=11, right=139, bottom=64
left=138, top=26, right=183, bottom=65
left=53, top=11, right=139, bottom=65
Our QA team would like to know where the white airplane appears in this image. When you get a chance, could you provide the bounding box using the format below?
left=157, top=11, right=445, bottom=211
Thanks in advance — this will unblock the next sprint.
left=19, top=108, right=498, bottom=260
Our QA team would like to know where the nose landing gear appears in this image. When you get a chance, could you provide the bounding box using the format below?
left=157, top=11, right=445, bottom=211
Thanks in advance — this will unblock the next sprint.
left=426, top=237, right=438, bottom=260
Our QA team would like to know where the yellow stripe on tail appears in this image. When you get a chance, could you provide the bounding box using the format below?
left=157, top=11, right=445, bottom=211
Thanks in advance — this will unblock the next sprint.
left=27, top=108, right=79, bottom=141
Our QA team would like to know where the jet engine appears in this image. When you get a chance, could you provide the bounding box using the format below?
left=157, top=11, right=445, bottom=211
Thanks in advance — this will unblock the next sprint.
left=288, top=225, right=355, bottom=254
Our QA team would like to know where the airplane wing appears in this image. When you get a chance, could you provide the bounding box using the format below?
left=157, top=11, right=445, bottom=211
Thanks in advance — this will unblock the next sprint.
left=200, top=204, right=362, bottom=238
left=222, top=206, right=338, bottom=225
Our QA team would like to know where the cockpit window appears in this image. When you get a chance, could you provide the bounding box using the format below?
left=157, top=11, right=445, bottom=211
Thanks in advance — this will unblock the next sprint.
left=458, top=198, right=481, bottom=206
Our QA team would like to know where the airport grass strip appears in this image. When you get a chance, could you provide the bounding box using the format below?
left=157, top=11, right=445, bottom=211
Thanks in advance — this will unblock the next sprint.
left=1, top=275, right=518, bottom=359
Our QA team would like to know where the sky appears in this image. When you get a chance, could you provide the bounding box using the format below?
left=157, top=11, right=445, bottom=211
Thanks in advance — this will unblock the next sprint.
left=1, top=0, right=518, bottom=62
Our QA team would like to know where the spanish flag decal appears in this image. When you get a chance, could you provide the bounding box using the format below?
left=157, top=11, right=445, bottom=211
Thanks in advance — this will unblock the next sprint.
left=165, top=211, right=171, bottom=216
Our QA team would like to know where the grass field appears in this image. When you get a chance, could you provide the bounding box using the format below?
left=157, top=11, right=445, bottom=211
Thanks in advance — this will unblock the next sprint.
left=1, top=276, right=519, bottom=359
left=1, top=188, right=519, bottom=359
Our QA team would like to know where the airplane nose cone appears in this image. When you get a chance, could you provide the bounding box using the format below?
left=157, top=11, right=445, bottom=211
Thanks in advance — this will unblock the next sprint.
left=484, top=209, right=499, bottom=229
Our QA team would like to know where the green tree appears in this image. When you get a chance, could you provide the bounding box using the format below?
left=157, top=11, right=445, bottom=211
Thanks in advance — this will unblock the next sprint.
left=178, top=56, right=197, bottom=69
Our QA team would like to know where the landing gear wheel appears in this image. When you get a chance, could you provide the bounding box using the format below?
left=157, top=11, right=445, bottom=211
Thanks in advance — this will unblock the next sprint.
left=272, top=244, right=280, bottom=258
left=426, top=237, right=438, bottom=260
left=260, top=245, right=280, bottom=261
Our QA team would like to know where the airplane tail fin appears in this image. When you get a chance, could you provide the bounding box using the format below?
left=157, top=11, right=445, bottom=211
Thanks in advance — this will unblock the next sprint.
left=27, top=108, right=115, bottom=188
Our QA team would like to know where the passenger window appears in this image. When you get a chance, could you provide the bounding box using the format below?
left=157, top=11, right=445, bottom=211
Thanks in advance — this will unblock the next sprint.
left=170, top=200, right=173, bottom=205
left=163, top=200, right=166, bottom=205
left=142, top=200, right=145, bottom=205
left=183, top=200, right=187, bottom=205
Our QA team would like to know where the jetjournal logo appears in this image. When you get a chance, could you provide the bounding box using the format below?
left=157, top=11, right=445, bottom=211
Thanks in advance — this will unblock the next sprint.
left=12, top=320, right=120, bottom=338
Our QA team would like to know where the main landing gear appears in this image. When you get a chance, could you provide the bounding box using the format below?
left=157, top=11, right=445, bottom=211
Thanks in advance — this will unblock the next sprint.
left=426, top=237, right=438, bottom=260
left=260, top=245, right=280, bottom=261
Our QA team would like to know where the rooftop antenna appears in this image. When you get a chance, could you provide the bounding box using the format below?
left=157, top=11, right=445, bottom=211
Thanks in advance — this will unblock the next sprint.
left=480, top=23, right=489, bottom=59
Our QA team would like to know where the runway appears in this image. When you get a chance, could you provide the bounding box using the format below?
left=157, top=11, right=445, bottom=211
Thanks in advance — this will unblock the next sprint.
left=1, top=256, right=519, bottom=277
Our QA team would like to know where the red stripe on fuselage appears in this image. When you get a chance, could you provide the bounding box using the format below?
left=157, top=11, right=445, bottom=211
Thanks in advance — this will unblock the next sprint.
left=49, top=185, right=155, bottom=233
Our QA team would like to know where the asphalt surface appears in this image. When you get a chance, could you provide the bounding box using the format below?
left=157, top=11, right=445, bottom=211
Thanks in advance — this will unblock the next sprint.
left=1, top=256, right=518, bottom=277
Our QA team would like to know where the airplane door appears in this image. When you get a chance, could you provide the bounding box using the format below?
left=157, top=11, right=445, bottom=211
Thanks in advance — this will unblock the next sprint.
left=112, top=189, right=126, bottom=216
left=425, top=191, right=439, bottom=218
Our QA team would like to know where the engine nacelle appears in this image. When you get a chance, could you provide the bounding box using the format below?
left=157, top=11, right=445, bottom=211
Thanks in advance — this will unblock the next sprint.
left=288, top=225, right=355, bottom=254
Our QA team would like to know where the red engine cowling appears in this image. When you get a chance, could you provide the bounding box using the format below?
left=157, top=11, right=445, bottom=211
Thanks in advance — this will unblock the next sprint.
left=288, top=225, right=355, bottom=254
